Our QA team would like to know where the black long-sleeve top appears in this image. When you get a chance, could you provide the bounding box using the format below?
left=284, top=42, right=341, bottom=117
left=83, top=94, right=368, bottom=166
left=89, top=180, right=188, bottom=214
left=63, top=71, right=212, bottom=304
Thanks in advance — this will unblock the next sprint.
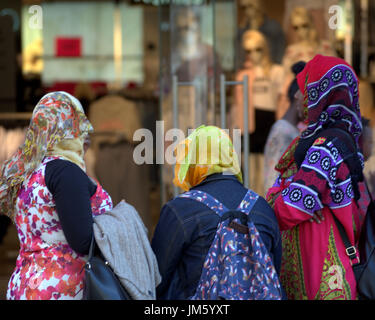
left=45, top=159, right=96, bottom=255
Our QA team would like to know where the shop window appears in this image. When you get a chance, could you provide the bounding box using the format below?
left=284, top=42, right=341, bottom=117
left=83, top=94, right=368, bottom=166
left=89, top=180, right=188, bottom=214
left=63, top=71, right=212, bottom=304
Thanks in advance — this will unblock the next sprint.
left=21, top=1, right=143, bottom=86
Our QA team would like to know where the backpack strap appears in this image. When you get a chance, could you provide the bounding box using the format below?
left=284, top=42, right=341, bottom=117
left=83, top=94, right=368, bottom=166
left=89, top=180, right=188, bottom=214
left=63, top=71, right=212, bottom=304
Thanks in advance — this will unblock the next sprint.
left=178, top=190, right=229, bottom=216
left=236, top=189, right=259, bottom=215
left=179, top=189, right=259, bottom=233
left=179, top=189, right=259, bottom=216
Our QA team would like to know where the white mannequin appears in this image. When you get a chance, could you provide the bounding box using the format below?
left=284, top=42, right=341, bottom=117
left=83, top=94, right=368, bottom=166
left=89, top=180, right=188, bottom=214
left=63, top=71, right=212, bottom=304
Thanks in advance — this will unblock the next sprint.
left=163, top=8, right=220, bottom=199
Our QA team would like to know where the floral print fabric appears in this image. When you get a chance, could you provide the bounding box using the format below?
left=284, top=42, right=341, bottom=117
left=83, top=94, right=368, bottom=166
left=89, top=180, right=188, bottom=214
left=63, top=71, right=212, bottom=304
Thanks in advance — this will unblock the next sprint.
left=180, top=189, right=282, bottom=300
left=0, top=91, right=93, bottom=219
left=6, top=156, right=113, bottom=300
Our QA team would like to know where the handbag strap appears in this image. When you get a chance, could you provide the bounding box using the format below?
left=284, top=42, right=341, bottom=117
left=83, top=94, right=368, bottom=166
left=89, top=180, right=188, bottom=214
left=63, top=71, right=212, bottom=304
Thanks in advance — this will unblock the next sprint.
left=331, top=213, right=360, bottom=266
left=88, top=235, right=95, bottom=260
left=330, top=180, right=375, bottom=267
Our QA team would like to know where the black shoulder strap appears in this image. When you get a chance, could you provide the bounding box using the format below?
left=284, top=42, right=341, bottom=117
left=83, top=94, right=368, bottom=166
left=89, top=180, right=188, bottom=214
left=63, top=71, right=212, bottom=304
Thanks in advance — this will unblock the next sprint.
left=331, top=213, right=360, bottom=265
left=331, top=180, right=375, bottom=269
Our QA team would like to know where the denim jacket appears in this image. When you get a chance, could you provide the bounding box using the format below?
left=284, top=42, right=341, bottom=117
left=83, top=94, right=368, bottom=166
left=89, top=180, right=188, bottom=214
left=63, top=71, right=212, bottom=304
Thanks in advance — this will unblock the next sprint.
left=151, top=173, right=282, bottom=300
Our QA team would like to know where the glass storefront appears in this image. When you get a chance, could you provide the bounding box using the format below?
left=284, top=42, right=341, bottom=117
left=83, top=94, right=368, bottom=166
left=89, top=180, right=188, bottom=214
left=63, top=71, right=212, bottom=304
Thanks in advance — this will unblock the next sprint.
left=159, top=2, right=237, bottom=200
left=0, top=0, right=374, bottom=230
left=1, top=0, right=375, bottom=302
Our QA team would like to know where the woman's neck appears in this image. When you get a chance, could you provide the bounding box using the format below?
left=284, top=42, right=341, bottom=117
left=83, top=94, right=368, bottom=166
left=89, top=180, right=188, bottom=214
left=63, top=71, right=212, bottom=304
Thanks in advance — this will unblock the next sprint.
left=282, top=104, right=299, bottom=126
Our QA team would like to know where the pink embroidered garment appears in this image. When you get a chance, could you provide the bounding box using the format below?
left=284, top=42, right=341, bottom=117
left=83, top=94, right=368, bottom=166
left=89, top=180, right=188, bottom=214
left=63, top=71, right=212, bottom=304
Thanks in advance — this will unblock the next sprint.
left=267, top=55, right=369, bottom=300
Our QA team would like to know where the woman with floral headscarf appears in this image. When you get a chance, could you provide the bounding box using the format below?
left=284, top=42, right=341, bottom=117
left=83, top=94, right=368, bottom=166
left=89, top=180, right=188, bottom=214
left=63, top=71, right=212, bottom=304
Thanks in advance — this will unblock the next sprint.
left=266, top=55, right=370, bottom=300
left=0, top=92, right=113, bottom=300
left=151, top=125, right=282, bottom=299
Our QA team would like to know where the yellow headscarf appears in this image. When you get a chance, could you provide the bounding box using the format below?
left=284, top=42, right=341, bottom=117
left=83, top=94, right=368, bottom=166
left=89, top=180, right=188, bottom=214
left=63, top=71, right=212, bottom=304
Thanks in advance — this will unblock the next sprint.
left=173, top=125, right=243, bottom=191
left=47, top=137, right=86, bottom=171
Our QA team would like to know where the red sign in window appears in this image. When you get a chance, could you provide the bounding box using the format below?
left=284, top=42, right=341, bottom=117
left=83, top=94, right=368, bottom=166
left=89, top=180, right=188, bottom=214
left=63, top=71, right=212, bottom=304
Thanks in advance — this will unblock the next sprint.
left=55, top=37, right=82, bottom=57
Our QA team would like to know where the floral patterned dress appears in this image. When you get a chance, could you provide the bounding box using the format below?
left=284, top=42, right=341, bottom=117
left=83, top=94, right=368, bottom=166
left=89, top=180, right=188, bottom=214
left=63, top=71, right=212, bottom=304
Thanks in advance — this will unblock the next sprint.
left=6, top=156, right=113, bottom=300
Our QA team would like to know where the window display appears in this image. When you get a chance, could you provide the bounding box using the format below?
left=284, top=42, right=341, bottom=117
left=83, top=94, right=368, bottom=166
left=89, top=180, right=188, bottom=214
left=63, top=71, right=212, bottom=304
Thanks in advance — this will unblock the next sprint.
left=278, top=6, right=337, bottom=118
left=282, top=6, right=336, bottom=80
left=231, top=29, right=284, bottom=195
left=237, top=0, right=286, bottom=67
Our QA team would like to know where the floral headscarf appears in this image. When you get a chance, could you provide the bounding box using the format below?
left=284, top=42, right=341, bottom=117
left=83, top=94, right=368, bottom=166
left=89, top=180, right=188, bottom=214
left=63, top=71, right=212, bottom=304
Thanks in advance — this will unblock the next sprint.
left=173, top=125, right=243, bottom=191
left=0, top=91, right=93, bottom=219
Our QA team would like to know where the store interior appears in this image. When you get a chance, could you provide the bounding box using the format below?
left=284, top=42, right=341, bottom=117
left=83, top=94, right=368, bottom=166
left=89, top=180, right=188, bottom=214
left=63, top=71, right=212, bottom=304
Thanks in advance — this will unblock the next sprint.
left=0, top=0, right=375, bottom=299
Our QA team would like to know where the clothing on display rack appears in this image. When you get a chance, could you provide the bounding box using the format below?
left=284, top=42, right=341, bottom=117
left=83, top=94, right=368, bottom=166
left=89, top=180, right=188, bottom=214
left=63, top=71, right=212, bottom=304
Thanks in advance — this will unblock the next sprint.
left=88, top=95, right=152, bottom=235
left=0, top=126, right=27, bottom=166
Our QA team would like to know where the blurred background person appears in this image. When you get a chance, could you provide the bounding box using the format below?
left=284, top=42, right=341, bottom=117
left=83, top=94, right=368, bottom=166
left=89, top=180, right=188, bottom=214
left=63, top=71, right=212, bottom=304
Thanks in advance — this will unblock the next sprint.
left=263, top=61, right=306, bottom=196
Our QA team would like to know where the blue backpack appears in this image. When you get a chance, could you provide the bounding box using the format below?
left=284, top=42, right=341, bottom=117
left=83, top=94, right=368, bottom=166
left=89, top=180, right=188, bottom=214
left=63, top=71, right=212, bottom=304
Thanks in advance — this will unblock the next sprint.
left=179, top=189, right=282, bottom=300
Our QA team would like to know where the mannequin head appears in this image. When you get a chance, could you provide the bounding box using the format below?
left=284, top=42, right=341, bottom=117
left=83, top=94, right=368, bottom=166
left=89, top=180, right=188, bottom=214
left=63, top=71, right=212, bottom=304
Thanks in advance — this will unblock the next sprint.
left=240, top=0, right=264, bottom=28
left=175, top=8, right=200, bottom=47
left=240, top=0, right=264, bottom=20
left=290, top=7, right=318, bottom=44
left=242, top=30, right=271, bottom=72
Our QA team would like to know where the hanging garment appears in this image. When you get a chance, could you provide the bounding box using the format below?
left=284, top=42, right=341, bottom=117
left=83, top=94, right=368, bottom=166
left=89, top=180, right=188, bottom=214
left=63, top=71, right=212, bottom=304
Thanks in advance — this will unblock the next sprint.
left=95, top=141, right=151, bottom=235
left=88, top=95, right=151, bottom=232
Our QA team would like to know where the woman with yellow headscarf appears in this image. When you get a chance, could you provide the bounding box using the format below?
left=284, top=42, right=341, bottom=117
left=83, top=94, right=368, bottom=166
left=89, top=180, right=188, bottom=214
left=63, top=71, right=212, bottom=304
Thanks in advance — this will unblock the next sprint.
left=0, top=91, right=113, bottom=300
left=151, top=125, right=282, bottom=299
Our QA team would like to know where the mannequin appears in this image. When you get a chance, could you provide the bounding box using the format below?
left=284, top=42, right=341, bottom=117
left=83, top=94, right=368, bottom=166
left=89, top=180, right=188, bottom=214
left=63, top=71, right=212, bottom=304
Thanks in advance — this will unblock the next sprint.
left=278, top=7, right=337, bottom=118
left=163, top=7, right=221, bottom=198
left=23, top=38, right=43, bottom=75
left=237, top=0, right=286, bottom=66
left=283, top=7, right=335, bottom=74
left=170, top=7, right=220, bottom=131
left=231, top=30, right=284, bottom=195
